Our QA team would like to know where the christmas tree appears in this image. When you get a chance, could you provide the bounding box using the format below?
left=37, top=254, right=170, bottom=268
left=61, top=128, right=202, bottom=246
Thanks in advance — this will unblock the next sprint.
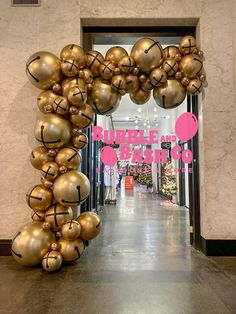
left=137, top=163, right=153, bottom=186
left=161, top=161, right=177, bottom=199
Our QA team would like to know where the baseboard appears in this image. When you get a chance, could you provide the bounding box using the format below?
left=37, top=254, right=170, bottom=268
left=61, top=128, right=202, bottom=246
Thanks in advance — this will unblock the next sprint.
left=0, top=240, right=12, bottom=256
left=200, top=237, right=236, bottom=256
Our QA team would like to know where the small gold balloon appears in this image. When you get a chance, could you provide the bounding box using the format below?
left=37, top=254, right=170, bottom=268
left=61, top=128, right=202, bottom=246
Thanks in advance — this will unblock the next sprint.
left=61, top=77, right=86, bottom=98
left=163, top=46, right=180, bottom=60
left=52, top=96, right=70, bottom=115
left=83, top=69, right=93, bottom=84
left=11, top=221, right=56, bottom=266
left=61, top=58, right=79, bottom=77
left=45, top=104, right=53, bottom=113
left=86, top=50, right=104, bottom=75
left=87, top=83, right=93, bottom=91
left=162, top=59, right=178, bottom=77
left=199, top=74, right=206, bottom=82
left=26, top=51, right=62, bottom=90
left=69, top=106, right=79, bottom=115
left=88, top=78, right=121, bottom=115
left=41, top=161, right=59, bottom=181
left=179, top=54, right=203, bottom=78
left=76, top=211, right=101, bottom=241
left=56, top=231, right=62, bottom=238
left=130, top=88, right=151, bottom=105
left=42, top=251, right=63, bottom=272
left=105, top=46, right=128, bottom=66
left=31, top=210, right=45, bottom=221
left=42, top=221, right=51, bottom=230
left=41, top=178, right=54, bottom=189
left=55, top=147, right=81, bottom=170
left=67, top=86, right=87, bottom=107
left=60, top=44, right=86, bottom=69
left=131, top=38, right=163, bottom=73
left=175, top=71, right=183, bottom=80
left=149, top=68, right=167, bottom=87
left=30, top=146, right=53, bottom=170
left=133, top=67, right=139, bottom=75
left=48, top=149, right=57, bottom=157
left=71, top=127, right=81, bottom=136
left=45, top=204, right=73, bottom=231
left=181, top=77, right=190, bottom=86
left=179, top=36, right=197, bottom=55
left=125, top=74, right=140, bottom=93
left=51, top=242, right=60, bottom=251
left=99, top=61, right=115, bottom=80
left=174, top=53, right=182, bottom=62
left=153, top=78, right=186, bottom=109
left=72, top=133, right=88, bottom=150
left=52, top=83, right=62, bottom=94
left=61, top=220, right=81, bottom=240
left=59, top=166, right=68, bottom=174
left=186, top=78, right=203, bottom=95
left=139, top=74, right=147, bottom=83
left=118, top=56, right=135, bottom=74
left=37, top=90, right=58, bottom=113
left=70, top=104, right=94, bottom=129
left=198, top=50, right=204, bottom=58
left=141, top=79, right=154, bottom=92
left=34, top=113, right=71, bottom=149
left=114, top=67, right=121, bottom=75
left=111, top=75, right=127, bottom=94
left=58, top=238, right=85, bottom=263
left=53, top=170, right=90, bottom=207
left=26, top=185, right=53, bottom=211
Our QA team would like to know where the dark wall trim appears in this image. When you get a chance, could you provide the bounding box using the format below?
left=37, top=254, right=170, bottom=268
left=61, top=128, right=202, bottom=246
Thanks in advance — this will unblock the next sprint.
left=0, top=240, right=12, bottom=256
left=201, top=237, right=236, bottom=256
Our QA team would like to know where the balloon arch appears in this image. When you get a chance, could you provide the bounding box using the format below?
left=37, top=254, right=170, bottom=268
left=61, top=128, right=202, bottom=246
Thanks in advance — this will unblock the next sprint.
left=11, top=36, right=206, bottom=272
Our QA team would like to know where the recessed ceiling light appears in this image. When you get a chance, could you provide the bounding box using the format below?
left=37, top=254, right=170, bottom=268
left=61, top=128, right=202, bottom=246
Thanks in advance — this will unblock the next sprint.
left=154, top=107, right=157, bottom=112
left=126, top=117, right=129, bottom=120
left=137, top=108, right=142, bottom=113
left=166, top=115, right=170, bottom=119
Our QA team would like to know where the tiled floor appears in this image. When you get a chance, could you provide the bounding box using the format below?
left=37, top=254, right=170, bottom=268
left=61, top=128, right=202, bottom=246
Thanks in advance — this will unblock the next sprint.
left=0, top=187, right=236, bottom=314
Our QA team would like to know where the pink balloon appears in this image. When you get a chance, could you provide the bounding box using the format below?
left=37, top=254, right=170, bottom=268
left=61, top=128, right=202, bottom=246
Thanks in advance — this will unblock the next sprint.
left=100, top=146, right=117, bottom=166
left=175, top=112, right=198, bottom=142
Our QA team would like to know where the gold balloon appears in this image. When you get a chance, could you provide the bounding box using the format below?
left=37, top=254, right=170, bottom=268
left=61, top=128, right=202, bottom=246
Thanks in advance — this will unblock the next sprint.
left=61, top=58, right=79, bottom=77
left=131, top=38, right=163, bottom=73
left=72, top=132, right=88, bottom=150
left=86, top=50, right=104, bottom=75
left=55, top=146, right=81, bottom=170
left=125, top=74, right=140, bottom=93
left=30, top=146, right=53, bottom=170
left=58, top=238, right=84, bottom=263
left=31, top=210, right=45, bottom=221
left=67, top=85, right=87, bottom=107
left=175, top=71, right=183, bottom=80
left=179, top=36, right=197, bottom=55
left=149, top=68, right=167, bottom=87
left=52, top=96, right=70, bottom=115
left=26, top=185, right=53, bottom=211
left=141, top=79, right=154, bottom=92
left=61, top=220, right=81, bottom=240
left=118, top=56, right=135, bottom=74
left=53, top=170, right=90, bottom=206
left=11, top=221, right=56, bottom=266
left=45, top=203, right=73, bottom=231
left=181, top=77, right=190, bottom=86
left=26, top=51, right=62, bottom=90
left=61, top=77, right=86, bottom=98
left=70, top=104, right=94, bottom=129
left=163, top=46, right=180, bottom=60
left=105, top=46, right=128, bottom=66
left=83, top=69, right=93, bottom=84
left=162, top=59, right=179, bottom=77
left=60, top=44, right=86, bottom=69
left=153, top=78, right=186, bottom=109
left=130, top=88, right=151, bottom=105
left=37, top=90, right=57, bottom=113
left=76, top=211, right=101, bottom=241
left=41, top=178, right=53, bottom=189
left=52, top=83, right=62, bottom=94
left=42, top=251, right=63, bottom=272
left=179, top=54, right=203, bottom=78
left=99, top=61, right=115, bottom=80
left=34, top=113, right=71, bottom=149
left=41, top=161, right=59, bottom=181
left=51, top=242, right=60, bottom=251
left=186, top=78, right=203, bottom=95
left=88, top=78, right=121, bottom=115
left=111, top=75, right=127, bottom=94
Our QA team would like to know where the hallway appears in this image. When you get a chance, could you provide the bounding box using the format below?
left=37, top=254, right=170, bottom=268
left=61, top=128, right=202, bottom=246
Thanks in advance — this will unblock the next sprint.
left=0, top=189, right=236, bottom=314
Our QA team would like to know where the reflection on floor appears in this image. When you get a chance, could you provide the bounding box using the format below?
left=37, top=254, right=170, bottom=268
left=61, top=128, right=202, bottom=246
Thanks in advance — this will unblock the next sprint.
left=0, top=186, right=236, bottom=314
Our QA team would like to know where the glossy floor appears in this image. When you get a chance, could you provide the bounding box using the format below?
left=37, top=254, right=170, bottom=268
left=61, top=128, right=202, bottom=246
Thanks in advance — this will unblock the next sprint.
left=0, top=187, right=236, bottom=314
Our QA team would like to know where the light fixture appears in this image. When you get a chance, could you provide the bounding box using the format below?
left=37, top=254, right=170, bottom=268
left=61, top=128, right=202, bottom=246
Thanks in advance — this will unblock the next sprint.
left=166, top=115, right=170, bottom=119
left=144, top=122, right=147, bottom=126
left=135, top=119, right=138, bottom=124
left=126, top=116, right=129, bottom=120
left=137, top=108, right=142, bottom=113
left=154, top=114, right=157, bottom=118
left=154, top=107, right=157, bottom=112
left=135, top=125, right=138, bottom=130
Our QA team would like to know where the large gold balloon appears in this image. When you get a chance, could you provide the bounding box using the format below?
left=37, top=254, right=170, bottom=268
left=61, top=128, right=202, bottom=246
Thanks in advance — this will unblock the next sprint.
left=70, top=104, right=94, bottom=129
left=125, top=74, right=140, bottom=93
left=131, top=38, right=163, bottom=73
left=60, top=44, right=86, bottom=69
left=99, top=61, right=115, bottom=80
left=52, top=96, right=70, bottom=115
left=37, top=90, right=57, bottom=113
left=186, top=78, right=203, bottom=95
left=111, top=75, right=127, bottom=94
left=34, top=113, right=71, bottom=149
left=105, top=46, right=128, bottom=66
left=26, top=184, right=53, bottom=211
left=162, top=59, right=178, bottom=77
left=153, top=78, right=186, bottom=109
left=67, top=85, right=87, bottom=107
left=86, top=50, right=104, bottom=75
left=149, top=68, right=167, bottom=87
left=55, top=147, right=81, bottom=170
left=53, top=170, right=90, bottom=206
left=30, top=146, right=53, bottom=170
left=26, top=51, right=62, bottom=90
left=118, top=56, right=135, bottom=74
left=61, top=77, right=86, bottom=98
left=179, top=54, right=203, bottom=78
left=163, top=46, right=180, bottom=60
left=61, top=58, right=79, bottom=77
left=11, top=221, right=56, bottom=266
left=88, top=78, right=121, bottom=115
left=58, top=238, right=84, bottom=263
left=61, top=220, right=81, bottom=240
left=41, top=161, right=59, bottom=181
left=72, top=132, right=88, bottom=150
left=179, top=36, right=197, bottom=55
left=76, top=211, right=101, bottom=240
left=130, top=88, right=151, bottom=105
left=42, top=250, right=63, bottom=272
left=45, top=204, right=73, bottom=231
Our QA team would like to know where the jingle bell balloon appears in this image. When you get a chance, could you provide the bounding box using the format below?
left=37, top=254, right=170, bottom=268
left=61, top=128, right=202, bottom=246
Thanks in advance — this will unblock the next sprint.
left=179, top=54, right=203, bottom=79
left=45, top=204, right=73, bottom=231
left=26, top=51, right=62, bottom=90
left=76, top=211, right=101, bottom=241
left=179, top=36, right=197, bottom=55
left=99, top=61, right=115, bottom=80
left=153, top=78, right=186, bottom=109
left=30, top=146, right=53, bottom=170
left=11, top=221, right=56, bottom=266
left=186, top=78, right=203, bottom=95
left=61, top=58, right=79, bottom=77
left=67, top=85, right=87, bottom=107
left=88, top=78, right=121, bottom=115
left=163, top=46, right=180, bottom=60
left=162, top=59, right=178, bottom=77
left=61, top=77, right=86, bottom=98
left=42, top=250, right=63, bottom=272
left=52, top=96, right=70, bottom=115
left=55, top=146, right=81, bottom=170
left=149, top=68, right=167, bottom=87
left=105, top=46, right=128, bottom=66
left=72, top=132, right=88, bottom=149
left=53, top=170, right=90, bottom=206
left=130, top=88, right=151, bottom=105
left=86, top=50, right=104, bottom=75
left=70, top=104, right=94, bottom=129
left=26, top=185, right=53, bottom=211
left=125, top=74, right=140, bottom=93
left=41, top=161, right=59, bottom=181
left=111, top=75, right=127, bottom=94
left=60, top=44, right=86, bottom=69
left=58, top=238, right=84, bottom=263
left=131, top=38, right=163, bottom=73
left=34, top=113, right=71, bottom=149
left=37, top=90, right=57, bottom=113
left=118, top=56, right=135, bottom=74
left=61, top=220, right=81, bottom=240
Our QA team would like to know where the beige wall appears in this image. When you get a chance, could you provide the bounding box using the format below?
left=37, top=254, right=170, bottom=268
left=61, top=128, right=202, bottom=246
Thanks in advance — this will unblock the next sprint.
left=0, top=0, right=235, bottom=240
